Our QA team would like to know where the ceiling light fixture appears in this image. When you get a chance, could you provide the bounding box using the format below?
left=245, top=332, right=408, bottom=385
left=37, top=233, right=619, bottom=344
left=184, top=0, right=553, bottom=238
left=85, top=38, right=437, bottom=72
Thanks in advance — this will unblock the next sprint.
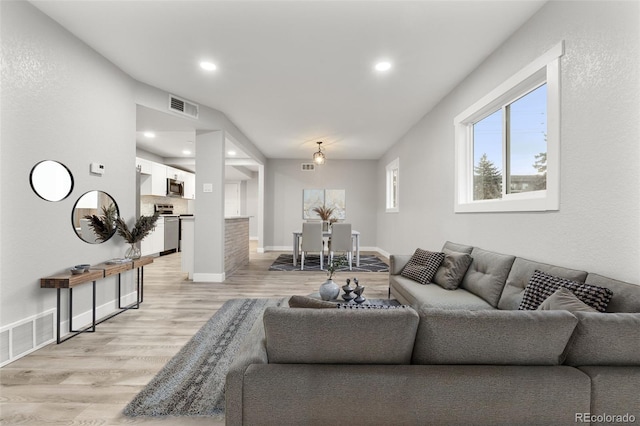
left=200, top=61, right=217, bottom=71
left=143, top=131, right=155, bottom=138
left=375, top=61, right=392, bottom=72
left=182, top=150, right=191, bottom=155
left=227, top=150, right=236, bottom=156
left=313, top=141, right=326, bottom=165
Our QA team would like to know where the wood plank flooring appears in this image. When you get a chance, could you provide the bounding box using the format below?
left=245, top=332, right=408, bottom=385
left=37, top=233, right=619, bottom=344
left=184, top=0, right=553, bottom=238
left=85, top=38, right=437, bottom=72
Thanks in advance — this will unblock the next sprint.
left=0, top=244, right=390, bottom=425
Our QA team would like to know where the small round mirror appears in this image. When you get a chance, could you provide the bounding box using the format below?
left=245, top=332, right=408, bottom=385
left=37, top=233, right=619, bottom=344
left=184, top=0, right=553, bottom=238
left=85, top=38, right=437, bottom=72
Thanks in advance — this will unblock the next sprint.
left=72, top=191, right=119, bottom=244
left=30, top=160, right=74, bottom=202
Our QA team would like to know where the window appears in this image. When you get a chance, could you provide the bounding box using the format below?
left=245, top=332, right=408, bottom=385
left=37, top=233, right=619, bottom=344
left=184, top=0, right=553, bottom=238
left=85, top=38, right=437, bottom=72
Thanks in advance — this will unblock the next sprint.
left=454, top=42, right=563, bottom=213
left=386, top=157, right=399, bottom=212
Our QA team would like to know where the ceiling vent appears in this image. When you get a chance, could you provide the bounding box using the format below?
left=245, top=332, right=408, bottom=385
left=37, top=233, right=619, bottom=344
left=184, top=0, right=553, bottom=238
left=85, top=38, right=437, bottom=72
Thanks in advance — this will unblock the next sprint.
left=301, top=163, right=316, bottom=171
left=169, top=95, right=199, bottom=119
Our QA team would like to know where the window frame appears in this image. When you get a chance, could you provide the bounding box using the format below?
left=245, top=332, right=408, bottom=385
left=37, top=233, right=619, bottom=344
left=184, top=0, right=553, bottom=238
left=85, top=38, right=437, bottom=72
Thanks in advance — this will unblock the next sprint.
left=454, top=41, right=564, bottom=213
left=385, top=157, right=399, bottom=213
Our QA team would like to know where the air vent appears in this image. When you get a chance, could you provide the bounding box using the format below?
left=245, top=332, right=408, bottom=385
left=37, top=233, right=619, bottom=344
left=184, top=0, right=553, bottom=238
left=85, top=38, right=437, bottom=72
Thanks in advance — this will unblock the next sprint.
left=169, top=95, right=199, bottom=118
left=301, top=163, right=316, bottom=171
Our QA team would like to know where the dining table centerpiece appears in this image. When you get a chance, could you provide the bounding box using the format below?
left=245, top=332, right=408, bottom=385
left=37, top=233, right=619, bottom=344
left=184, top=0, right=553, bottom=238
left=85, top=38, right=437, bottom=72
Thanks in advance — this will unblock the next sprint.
left=312, top=205, right=335, bottom=231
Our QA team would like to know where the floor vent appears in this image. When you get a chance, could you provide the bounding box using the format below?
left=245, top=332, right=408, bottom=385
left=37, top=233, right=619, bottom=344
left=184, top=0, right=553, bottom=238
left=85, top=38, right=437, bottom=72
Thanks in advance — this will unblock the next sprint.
left=0, top=310, right=55, bottom=367
left=169, top=95, right=199, bottom=119
left=301, top=163, right=316, bottom=171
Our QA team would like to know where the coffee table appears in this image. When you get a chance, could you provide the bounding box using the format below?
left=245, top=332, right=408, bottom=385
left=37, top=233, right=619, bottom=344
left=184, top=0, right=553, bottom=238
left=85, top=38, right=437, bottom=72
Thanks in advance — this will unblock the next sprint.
left=307, top=292, right=400, bottom=307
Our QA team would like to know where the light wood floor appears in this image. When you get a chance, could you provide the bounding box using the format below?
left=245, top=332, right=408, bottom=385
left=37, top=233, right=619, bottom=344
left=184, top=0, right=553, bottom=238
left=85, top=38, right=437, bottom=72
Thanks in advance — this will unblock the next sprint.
left=0, top=244, right=390, bottom=425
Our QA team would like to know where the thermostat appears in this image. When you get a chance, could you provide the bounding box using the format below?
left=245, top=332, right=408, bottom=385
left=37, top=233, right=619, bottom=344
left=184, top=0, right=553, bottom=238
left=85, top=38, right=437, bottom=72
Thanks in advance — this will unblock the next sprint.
left=90, top=162, right=105, bottom=175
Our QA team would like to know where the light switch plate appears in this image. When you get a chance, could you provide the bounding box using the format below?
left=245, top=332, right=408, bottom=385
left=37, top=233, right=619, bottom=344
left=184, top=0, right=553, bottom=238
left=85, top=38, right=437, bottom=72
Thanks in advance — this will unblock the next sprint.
left=203, top=183, right=213, bottom=193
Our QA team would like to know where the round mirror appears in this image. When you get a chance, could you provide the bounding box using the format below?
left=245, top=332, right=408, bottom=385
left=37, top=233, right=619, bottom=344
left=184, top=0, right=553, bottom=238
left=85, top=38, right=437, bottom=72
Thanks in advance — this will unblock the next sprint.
left=30, top=160, right=74, bottom=202
left=72, top=191, right=119, bottom=244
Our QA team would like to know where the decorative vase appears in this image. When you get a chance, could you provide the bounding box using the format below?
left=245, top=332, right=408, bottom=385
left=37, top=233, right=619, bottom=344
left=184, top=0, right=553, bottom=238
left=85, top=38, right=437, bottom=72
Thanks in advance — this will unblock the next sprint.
left=342, top=278, right=354, bottom=302
left=124, top=243, right=141, bottom=260
left=322, top=221, right=329, bottom=232
left=354, top=280, right=366, bottom=304
left=319, top=279, right=340, bottom=301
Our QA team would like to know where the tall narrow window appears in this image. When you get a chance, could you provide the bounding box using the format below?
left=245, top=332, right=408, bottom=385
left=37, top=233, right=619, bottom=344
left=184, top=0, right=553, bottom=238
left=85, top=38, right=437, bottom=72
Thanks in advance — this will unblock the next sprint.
left=455, top=42, right=562, bottom=213
left=386, top=158, right=399, bottom=212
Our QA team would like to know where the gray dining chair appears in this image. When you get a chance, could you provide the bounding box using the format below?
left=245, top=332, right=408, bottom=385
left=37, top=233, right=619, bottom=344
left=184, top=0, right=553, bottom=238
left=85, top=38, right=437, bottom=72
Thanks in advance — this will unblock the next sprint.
left=328, top=223, right=353, bottom=270
left=300, top=221, right=324, bottom=270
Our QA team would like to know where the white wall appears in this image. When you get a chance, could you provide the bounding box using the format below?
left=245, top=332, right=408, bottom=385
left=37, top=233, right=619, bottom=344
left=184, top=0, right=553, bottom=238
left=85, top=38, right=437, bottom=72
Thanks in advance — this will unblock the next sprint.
left=265, top=159, right=378, bottom=250
left=1, top=1, right=137, bottom=337
left=377, top=1, right=640, bottom=283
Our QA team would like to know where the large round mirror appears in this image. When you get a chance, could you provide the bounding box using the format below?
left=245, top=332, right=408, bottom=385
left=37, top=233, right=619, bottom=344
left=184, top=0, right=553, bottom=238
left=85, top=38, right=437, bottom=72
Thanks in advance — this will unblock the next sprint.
left=72, top=191, right=119, bottom=244
left=30, top=160, right=74, bottom=202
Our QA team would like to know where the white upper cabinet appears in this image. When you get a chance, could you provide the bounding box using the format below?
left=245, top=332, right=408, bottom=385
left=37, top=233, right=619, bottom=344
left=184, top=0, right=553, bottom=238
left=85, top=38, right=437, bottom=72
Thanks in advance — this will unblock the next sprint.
left=137, top=157, right=194, bottom=199
left=136, top=157, right=152, bottom=175
left=183, top=172, right=196, bottom=199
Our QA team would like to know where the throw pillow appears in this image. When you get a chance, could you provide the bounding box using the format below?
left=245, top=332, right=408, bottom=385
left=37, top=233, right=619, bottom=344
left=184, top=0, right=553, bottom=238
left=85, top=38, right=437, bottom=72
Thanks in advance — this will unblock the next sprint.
left=519, top=270, right=613, bottom=312
left=288, top=295, right=336, bottom=309
left=433, top=249, right=473, bottom=290
left=537, top=287, right=598, bottom=313
left=401, top=248, right=445, bottom=284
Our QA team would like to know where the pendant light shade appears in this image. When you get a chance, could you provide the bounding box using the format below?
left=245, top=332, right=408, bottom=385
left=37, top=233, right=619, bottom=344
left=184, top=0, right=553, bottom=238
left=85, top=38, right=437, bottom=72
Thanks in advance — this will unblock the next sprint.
left=313, top=141, right=326, bottom=165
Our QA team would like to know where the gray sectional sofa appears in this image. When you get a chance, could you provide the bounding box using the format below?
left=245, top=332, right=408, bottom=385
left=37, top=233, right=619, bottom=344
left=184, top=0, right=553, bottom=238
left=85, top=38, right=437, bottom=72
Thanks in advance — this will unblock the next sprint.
left=226, top=242, right=640, bottom=425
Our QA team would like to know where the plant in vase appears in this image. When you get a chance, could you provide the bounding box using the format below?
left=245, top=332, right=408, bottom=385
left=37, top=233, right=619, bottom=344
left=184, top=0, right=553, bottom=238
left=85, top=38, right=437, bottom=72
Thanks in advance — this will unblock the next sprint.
left=115, top=212, right=159, bottom=259
left=319, top=256, right=346, bottom=301
left=312, top=205, right=335, bottom=231
left=84, top=204, right=118, bottom=243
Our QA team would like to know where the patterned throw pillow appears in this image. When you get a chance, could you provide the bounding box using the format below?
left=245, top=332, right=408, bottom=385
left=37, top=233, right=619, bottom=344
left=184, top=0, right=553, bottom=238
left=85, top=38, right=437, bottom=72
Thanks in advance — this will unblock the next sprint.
left=519, top=270, right=613, bottom=312
left=401, top=248, right=445, bottom=284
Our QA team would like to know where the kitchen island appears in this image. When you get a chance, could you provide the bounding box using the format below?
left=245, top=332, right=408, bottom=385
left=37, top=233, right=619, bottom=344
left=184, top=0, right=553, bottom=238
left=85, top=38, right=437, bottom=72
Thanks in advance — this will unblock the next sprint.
left=180, top=216, right=250, bottom=280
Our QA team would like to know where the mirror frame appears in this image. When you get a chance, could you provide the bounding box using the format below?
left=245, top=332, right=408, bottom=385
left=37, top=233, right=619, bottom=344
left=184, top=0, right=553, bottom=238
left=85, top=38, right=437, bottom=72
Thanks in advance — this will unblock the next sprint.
left=72, top=190, right=120, bottom=244
left=30, top=160, right=74, bottom=202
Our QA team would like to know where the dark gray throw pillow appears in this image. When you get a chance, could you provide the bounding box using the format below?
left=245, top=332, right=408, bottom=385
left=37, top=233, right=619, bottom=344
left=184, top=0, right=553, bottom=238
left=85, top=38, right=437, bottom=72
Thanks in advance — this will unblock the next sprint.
left=433, top=249, right=473, bottom=290
left=401, top=248, right=445, bottom=284
left=519, top=270, right=613, bottom=312
left=537, top=287, right=597, bottom=313
left=288, top=295, right=336, bottom=309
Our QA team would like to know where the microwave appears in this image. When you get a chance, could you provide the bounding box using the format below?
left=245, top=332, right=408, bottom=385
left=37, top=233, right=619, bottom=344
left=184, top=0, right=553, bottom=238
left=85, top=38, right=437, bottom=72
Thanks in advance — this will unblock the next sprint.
left=167, top=178, right=184, bottom=197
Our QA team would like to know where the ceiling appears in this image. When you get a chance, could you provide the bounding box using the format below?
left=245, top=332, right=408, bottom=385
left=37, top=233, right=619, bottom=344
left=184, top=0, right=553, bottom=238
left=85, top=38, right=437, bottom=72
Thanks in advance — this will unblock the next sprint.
left=31, top=0, right=547, bottom=164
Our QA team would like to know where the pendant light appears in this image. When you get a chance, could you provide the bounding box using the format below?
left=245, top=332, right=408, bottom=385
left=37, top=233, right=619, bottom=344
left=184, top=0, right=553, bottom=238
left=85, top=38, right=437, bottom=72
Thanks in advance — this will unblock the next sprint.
left=313, top=141, right=326, bottom=165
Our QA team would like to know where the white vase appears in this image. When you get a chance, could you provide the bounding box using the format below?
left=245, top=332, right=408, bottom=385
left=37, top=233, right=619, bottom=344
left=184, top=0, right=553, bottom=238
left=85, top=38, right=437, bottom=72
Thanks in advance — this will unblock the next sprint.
left=319, top=279, right=340, bottom=301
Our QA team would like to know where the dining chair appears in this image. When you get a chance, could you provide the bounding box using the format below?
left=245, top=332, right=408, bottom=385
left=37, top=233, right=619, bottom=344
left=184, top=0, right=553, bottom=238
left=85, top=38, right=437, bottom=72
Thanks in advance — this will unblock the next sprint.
left=300, top=221, right=324, bottom=270
left=328, top=223, right=353, bottom=270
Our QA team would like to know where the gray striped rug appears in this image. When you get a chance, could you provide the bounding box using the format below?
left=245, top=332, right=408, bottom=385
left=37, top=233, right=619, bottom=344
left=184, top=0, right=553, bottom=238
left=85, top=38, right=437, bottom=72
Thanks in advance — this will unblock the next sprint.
left=123, top=298, right=285, bottom=418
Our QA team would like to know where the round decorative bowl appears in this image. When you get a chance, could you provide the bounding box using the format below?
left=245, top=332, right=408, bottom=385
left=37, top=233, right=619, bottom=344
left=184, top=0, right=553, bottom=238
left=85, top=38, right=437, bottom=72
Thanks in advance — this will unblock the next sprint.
left=75, top=264, right=90, bottom=272
left=70, top=268, right=84, bottom=275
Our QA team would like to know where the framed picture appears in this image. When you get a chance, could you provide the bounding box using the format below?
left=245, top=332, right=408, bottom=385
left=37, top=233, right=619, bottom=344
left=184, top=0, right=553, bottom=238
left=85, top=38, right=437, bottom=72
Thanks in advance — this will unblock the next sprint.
left=302, top=189, right=346, bottom=220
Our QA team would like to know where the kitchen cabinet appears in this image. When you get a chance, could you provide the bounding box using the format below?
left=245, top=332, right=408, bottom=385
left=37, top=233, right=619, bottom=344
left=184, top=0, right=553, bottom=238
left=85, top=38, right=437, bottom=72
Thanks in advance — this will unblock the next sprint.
left=141, top=217, right=165, bottom=256
left=136, top=157, right=152, bottom=175
left=183, top=172, right=195, bottom=199
left=166, top=166, right=182, bottom=181
left=140, top=162, right=167, bottom=196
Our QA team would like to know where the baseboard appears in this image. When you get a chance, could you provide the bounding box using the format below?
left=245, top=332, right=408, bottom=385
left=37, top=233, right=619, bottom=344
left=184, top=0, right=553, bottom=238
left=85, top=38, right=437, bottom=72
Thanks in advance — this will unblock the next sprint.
left=193, top=272, right=226, bottom=282
left=256, top=247, right=265, bottom=253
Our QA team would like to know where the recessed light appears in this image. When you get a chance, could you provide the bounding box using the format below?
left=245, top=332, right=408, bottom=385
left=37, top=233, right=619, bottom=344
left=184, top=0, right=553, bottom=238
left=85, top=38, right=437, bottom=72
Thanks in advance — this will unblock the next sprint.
left=182, top=150, right=191, bottom=155
left=375, top=61, right=392, bottom=72
left=143, top=131, right=155, bottom=138
left=227, top=150, right=236, bottom=156
left=200, top=61, right=217, bottom=71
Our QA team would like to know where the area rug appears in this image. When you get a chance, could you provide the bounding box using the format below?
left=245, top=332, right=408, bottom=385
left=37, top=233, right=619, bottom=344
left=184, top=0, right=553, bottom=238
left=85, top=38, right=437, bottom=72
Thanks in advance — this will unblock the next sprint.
left=268, top=254, right=389, bottom=273
left=122, top=297, right=286, bottom=419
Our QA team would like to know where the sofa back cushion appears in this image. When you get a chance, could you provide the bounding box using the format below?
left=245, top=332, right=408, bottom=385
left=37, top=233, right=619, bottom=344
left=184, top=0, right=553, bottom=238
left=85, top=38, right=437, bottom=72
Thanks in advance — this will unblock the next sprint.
left=459, top=248, right=515, bottom=307
left=263, top=307, right=419, bottom=364
left=585, top=274, right=640, bottom=313
left=498, top=258, right=588, bottom=310
left=564, top=312, right=640, bottom=366
left=412, top=308, right=578, bottom=365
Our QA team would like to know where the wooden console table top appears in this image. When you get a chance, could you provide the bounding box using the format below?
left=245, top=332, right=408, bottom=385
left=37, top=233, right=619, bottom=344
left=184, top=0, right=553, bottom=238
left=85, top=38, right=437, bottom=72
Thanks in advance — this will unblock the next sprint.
left=40, top=256, right=154, bottom=288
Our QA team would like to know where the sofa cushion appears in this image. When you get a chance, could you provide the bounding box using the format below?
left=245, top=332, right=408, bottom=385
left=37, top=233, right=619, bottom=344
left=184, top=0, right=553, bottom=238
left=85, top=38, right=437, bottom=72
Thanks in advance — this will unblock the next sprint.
left=537, top=288, right=597, bottom=313
left=391, top=275, right=494, bottom=310
left=441, top=241, right=473, bottom=254
left=433, top=249, right=473, bottom=290
left=519, top=270, right=613, bottom=312
left=577, top=366, right=640, bottom=414
left=498, top=257, right=588, bottom=310
left=564, top=312, right=640, bottom=366
left=412, top=308, right=578, bottom=365
left=263, top=307, right=419, bottom=364
left=401, top=248, right=444, bottom=284
left=585, top=273, right=640, bottom=313
left=288, top=295, right=336, bottom=309
left=459, top=247, right=515, bottom=307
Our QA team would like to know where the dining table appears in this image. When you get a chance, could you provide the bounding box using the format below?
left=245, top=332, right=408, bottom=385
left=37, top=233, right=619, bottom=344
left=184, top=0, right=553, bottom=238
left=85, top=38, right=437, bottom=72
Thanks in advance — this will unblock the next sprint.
left=292, top=229, right=360, bottom=267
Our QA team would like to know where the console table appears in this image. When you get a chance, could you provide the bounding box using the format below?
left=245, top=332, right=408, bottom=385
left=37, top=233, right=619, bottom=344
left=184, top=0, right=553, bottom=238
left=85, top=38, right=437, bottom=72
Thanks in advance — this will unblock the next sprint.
left=40, top=256, right=153, bottom=343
